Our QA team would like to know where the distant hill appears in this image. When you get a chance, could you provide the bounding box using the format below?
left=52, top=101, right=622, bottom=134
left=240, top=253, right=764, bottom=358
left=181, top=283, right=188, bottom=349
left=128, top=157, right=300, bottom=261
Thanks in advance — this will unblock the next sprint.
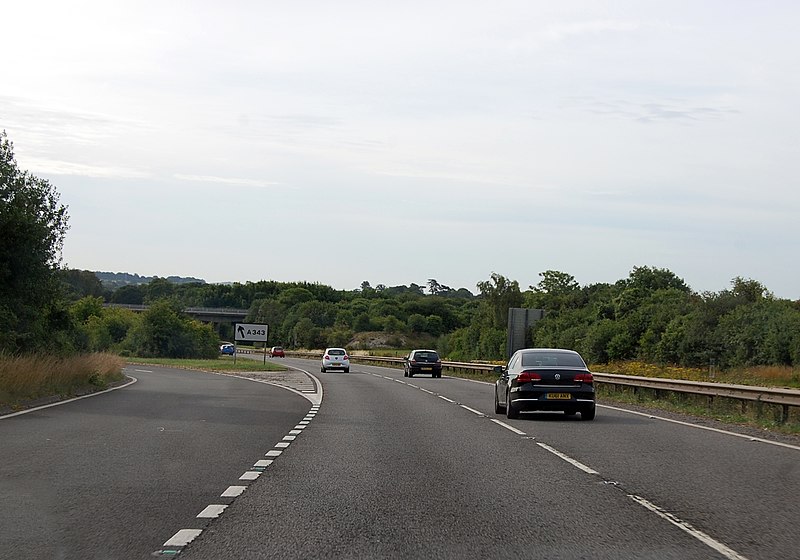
left=94, top=271, right=206, bottom=289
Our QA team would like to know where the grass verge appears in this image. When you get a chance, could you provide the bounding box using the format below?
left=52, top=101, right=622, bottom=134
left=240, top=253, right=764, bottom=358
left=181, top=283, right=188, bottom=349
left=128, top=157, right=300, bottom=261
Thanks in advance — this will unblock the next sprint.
left=126, top=356, right=287, bottom=373
left=597, top=384, right=800, bottom=436
left=0, top=352, right=125, bottom=411
left=595, top=361, right=800, bottom=389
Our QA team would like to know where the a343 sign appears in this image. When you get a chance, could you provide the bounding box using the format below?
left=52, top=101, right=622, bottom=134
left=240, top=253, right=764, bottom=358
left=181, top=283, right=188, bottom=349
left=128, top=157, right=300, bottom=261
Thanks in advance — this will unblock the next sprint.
left=235, top=323, right=269, bottom=342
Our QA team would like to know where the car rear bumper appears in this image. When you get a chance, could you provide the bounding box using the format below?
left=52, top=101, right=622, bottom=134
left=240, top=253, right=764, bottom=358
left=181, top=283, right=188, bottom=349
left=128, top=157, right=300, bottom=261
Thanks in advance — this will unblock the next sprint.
left=510, top=389, right=595, bottom=411
left=409, top=365, right=442, bottom=375
left=322, top=362, right=350, bottom=370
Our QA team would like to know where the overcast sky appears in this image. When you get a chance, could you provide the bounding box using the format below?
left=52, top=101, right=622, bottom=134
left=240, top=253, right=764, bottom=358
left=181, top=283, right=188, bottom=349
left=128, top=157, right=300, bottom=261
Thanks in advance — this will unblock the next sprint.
left=4, top=1, right=799, bottom=298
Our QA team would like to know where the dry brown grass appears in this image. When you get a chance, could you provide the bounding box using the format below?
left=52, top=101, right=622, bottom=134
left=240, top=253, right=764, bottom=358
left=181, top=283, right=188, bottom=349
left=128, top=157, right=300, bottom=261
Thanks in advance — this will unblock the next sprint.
left=0, top=352, right=125, bottom=406
left=595, top=361, right=800, bottom=388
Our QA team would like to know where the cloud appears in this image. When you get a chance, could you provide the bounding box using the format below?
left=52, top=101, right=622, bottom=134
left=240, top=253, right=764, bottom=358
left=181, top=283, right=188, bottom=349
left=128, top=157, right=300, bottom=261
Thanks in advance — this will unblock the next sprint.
left=543, top=20, right=641, bottom=42
left=21, top=157, right=150, bottom=179
left=0, top=96, right=148, bottom=144
left=173, top=174, right=281, bottom=188
left=569, top=96, right=740, bottom=123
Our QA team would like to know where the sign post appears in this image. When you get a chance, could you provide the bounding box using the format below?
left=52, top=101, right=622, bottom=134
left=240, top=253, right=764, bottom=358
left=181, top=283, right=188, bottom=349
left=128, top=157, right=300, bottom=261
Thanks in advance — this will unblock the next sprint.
left=234, top=323, right=269, bottom=365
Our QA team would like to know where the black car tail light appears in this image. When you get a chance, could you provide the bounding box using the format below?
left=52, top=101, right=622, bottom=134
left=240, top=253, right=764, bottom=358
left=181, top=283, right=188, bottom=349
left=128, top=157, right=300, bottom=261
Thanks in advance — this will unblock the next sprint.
left=517, top=371, right=542, bottom=383
left=574, top=373, right=593, bottom=383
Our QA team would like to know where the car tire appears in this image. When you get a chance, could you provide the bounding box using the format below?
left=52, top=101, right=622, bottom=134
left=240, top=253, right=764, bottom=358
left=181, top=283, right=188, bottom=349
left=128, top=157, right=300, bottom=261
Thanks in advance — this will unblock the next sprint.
left=403, top=370, right=408, bottom=377
left=494, top=389, right=504, bottom=414
left=408, top=371, right=414, bottom=377
left=505, top=392, right=520, bottom=419
left=581, top=405, right=596, bottom=421
left=564, top=409, right=577, bottom=417
left=321, top=366, right=326, bottom=373
left=344, top=367, right=350, bottom=373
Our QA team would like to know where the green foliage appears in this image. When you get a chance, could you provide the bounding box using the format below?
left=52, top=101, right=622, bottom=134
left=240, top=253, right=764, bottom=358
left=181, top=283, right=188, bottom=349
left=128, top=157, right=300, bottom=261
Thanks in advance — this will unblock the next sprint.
left=477, top=272, right=523, bottom=329
left=61, top=269, right=106, bottom=301
left=0, top=131, right=71, bottom=354
left=123, top=301, right=217, bottom=359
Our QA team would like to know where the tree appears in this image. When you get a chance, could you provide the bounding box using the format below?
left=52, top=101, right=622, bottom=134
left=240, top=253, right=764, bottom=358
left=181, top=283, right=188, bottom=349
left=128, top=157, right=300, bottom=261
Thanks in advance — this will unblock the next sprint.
left=61, top=269, right=106, bottom=301
left=0, top=131, right=71, bottom=353
left=476, top=273, right=523, bottom=329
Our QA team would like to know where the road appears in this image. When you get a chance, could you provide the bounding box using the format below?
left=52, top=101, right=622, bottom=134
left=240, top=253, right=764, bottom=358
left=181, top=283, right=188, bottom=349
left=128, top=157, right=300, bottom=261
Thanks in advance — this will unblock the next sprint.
left=0, top=364, right=310, bottom=559
left=2, top=358, right=798, bottom=559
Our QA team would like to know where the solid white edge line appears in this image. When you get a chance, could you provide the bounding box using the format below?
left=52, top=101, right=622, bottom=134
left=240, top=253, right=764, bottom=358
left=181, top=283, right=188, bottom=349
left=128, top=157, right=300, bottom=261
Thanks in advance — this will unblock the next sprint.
left=629, top=495, right=750, bottom=560
left=0, top=376, right=138, bottom=420
left=536, top=442, right=599, bottom=475
left=490, top=418, right=527, bottom=435
left=460, top=404, right=485, bottom=416
left=438, top=395, right=455, bottom=403
left=163, top=529, right=203, bottom=547
left=599, top=404, right=800, bottom=452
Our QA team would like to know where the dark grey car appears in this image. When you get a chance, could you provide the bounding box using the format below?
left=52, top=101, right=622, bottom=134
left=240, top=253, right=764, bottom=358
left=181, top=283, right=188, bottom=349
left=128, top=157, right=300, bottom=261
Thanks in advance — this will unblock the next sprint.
left=494, top=348, right=596, bottom=421
left=403, top=349, right=443, bottom=378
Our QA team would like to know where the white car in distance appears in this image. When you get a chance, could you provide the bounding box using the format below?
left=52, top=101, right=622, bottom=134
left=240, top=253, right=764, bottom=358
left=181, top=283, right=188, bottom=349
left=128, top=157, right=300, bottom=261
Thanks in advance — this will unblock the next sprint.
left=321, top=348, right=350, bottom=373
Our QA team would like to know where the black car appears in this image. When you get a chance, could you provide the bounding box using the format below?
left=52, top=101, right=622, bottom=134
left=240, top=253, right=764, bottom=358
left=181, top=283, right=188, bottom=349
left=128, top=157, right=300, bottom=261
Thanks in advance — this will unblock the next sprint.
left=403, top=349, right=443, bottom=378
left=494, top=348, right=595, bottom=421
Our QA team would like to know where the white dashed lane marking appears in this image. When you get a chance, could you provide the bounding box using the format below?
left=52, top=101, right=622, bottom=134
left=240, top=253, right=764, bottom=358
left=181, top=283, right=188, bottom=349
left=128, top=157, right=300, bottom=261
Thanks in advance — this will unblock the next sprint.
left=221, top=486, right=246, bottom=498
left=164, top=529, right=203, bottom=547
left=197, top=505, right=227, bottom=518
left=490, top=419, right=526, bottom=435
left=629, top=495, right=750, bottom=560
left=536, top=442, right=599, bottom=475
left=157, top=401, right=320, bottom=555
left=460, top=404, right=485, bottom=416
left=370, top=371, right=752, bottom=560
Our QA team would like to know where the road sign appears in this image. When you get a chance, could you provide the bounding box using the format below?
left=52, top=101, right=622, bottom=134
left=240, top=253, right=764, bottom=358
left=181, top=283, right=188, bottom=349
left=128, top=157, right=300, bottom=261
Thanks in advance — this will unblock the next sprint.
left=234, top=323, right=268, bottom=342
left=506, top=308, right=544, bottom=360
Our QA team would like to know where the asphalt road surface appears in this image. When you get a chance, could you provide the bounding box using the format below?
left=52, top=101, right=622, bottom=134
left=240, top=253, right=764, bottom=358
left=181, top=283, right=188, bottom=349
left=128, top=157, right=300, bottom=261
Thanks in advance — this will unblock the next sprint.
left=0, top=365, right=310, bottom=559
left=2, top=358, right=798, bottom=559
left=182, top=357, right=799, bottom=560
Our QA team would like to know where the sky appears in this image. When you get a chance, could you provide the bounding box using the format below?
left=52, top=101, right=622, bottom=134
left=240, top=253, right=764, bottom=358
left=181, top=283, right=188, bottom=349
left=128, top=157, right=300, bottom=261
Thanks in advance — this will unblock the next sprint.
left=3, top=1, right=799, bottom=299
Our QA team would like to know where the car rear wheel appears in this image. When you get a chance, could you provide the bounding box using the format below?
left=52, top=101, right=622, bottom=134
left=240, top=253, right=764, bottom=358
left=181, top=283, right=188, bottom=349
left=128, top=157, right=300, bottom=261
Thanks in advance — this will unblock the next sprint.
left=344, top=367, right=350, bottom=373
left=321, top=366, right=326, bottom=373
left=408, top=371, right=414, bottom=377
left=494, top=389, right=504, bottom=414
left=564, top=409, right=577, bottom=417
left=505, top=392, right=520, bottom=419
left=581, top=405, right=596, bottom=421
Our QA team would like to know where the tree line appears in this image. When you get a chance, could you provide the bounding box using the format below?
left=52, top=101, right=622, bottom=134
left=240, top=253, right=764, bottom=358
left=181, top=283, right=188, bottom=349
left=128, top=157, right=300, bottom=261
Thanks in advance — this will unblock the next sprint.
left=4, top=129, right=800, bottom=369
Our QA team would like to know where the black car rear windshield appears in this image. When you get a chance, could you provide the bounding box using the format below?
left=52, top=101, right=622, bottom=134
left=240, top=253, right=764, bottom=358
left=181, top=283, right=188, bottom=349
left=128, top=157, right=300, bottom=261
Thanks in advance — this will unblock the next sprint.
left=521, top=352, right=585, bottom=368
left=328, top=349, right=346, bottom=356
left=413, top=351, right=439, bottom=361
